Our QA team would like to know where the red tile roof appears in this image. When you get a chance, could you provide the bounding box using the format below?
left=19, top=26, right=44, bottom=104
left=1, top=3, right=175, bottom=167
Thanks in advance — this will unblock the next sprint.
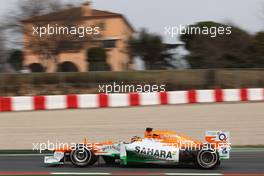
left=23, top=7, right=134, bottom=31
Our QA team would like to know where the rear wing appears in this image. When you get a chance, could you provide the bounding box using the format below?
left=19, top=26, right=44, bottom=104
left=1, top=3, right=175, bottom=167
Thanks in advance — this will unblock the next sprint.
left=205, top=131, right=231, bottom=160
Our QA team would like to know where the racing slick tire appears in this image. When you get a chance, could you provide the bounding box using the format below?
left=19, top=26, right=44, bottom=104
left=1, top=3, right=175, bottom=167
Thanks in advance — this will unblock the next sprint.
left=70, top=145, right=97, bottom=167
left=196, top=149, right=219, bottom=169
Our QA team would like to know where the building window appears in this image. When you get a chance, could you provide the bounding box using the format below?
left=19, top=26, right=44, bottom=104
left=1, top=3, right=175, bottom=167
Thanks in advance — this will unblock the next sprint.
left=57, top=61, right=79, bottom=72
left=28, top=63, right=45, bottom=72
left=103, top=40, right=117, bottom=48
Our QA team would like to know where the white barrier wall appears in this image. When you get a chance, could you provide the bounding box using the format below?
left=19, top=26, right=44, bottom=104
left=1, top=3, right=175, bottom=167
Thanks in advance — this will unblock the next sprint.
left=0, top=88, right=263, bottom=112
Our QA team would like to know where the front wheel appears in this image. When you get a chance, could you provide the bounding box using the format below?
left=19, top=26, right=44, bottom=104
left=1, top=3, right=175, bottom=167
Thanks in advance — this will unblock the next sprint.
left=70, top=145, right=97, bottom=167
left=196, top=150, right=219, bottom=169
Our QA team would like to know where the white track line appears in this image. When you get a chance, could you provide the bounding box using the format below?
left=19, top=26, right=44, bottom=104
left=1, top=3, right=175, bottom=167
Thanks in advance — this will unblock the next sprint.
left=165, top=173, right=223, bottom=176
left=50, top=173, right=222, bottom=176
left=51, top=173, right=111, bottom=175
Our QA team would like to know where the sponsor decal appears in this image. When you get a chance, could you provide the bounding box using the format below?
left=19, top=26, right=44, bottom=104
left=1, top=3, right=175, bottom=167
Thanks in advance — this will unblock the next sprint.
left=101, top=144, right=120, bottom=152
left=135, top=146, right=172, bottom=159
left=218, top=133, right=227, bottom=141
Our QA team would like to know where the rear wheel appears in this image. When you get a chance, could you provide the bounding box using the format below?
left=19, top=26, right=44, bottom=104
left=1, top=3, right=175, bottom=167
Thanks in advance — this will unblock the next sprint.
left=70, top=145, right=97, bottom=167
left=196, top=150, right=219, bottom=169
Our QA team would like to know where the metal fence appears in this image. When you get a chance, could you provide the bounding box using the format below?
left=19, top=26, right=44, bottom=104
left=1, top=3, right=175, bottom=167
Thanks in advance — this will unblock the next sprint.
left=1, top=69, right=264, bottom=96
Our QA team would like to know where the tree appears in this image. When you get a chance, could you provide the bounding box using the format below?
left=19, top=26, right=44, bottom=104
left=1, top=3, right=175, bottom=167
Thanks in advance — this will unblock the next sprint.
left=87, top=47, right=110, bottom=71
left=180, top=21, right=260, bottom=68
left=127, top=29, right=180, bottom=70
left=8, top=50, right=24, bottom=71
left=0, top=29, right=10, bottom=73
left=246, top=31, right=264, bottom=67
left=17, top=1, right=100, bottom=72
left=3, top=0, right=63, bottom=49
left=0, top=0, right=67, bottom=72
left=0, top=30, right=6, bottom=63
left=253, top=32, right=264, bottom=56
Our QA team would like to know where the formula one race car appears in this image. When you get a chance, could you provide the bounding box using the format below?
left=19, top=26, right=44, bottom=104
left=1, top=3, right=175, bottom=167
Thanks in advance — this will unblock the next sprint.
left=44, top=128, right=230, bottom=169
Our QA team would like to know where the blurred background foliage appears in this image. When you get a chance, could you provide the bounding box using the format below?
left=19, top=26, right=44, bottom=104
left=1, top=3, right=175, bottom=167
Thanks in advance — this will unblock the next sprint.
left=180, top=21, right=264, bottom=69
left=87, top=47, right=110, bottom=71
left=0, top=1, right=263, bottom=96
left=0, top=0, right=263, bottom=72
left=2, top=69, right=264, bottom=96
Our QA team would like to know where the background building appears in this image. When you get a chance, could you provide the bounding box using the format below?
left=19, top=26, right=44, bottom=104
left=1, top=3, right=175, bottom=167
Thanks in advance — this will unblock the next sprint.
left=22, top=1, right=134, bottom=72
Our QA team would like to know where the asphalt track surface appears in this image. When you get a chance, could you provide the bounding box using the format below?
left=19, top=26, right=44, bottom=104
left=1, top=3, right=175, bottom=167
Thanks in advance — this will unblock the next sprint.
left=0, top=151, right=263, bottom=175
